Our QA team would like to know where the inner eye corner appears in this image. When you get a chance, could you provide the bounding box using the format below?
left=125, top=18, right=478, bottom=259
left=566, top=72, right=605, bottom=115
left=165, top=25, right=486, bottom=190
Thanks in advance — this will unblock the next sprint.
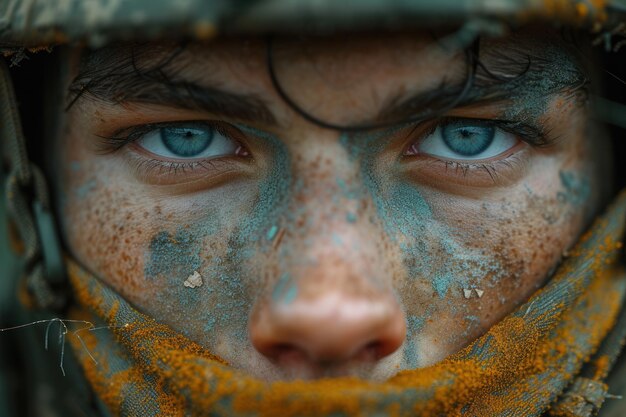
left=235, top=143, right=252, bottom=157
left=403, top=143, right=420, bottom=157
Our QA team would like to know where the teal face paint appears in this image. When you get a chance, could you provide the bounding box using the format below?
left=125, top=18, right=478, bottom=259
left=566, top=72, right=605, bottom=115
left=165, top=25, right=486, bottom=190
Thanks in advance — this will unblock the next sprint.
left=272, top=272, right=298, bottom=304
left=557, top=170, right=590, bottom=207
left=341, top=129, right=434, bottom=293
left=404, top=315, right=426, bottom=368
left=144, top=229, right=202, bottom=280
left=231, top=124, right=292, bottom=246
left=205, top=125, right=293, bottom=342
left=267, top=225, right=279, bottom=240
left=332, top=233, right=344, bottom=246
left=142, top=124, right=293, bottom=352
left=272, top=272, right=292, bottom=302
left=340, top=128, right=506, bottom=302
left=75, top=178, right=97, bottom=199
left=283, top=285, right=298, bottom=304
left=499, top=42, right=587, bottom=124
left=336, top=178, right=360, bottom=200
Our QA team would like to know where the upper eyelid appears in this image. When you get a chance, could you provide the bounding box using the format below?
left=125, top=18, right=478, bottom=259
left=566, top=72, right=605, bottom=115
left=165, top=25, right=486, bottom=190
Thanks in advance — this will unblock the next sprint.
left=97, top=120, right=236, bottom=154
left=399, top=116, right=548, bottom=159
left=429, top=116, right=547, bottom=145
left=112, top=120, right=212, bottom=139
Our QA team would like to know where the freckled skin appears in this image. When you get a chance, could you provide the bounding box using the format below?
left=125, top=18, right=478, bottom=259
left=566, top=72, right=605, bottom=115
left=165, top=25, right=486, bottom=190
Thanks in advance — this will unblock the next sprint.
left=54, top=30, right=609, bottom=381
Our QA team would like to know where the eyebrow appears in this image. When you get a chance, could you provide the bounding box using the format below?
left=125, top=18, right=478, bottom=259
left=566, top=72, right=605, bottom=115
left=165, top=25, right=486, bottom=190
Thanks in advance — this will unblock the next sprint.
left=68, top=42, right=587, bottom=129
left=378, top=54, right=587, bottom=123
left=68, top=72, right=277, bottom=125
left=67, top=43, right=278, bottom=125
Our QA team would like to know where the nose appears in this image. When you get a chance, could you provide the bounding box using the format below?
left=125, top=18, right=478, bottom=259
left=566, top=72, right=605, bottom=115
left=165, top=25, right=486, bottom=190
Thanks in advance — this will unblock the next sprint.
left=249, top=288, right=406, bottom=366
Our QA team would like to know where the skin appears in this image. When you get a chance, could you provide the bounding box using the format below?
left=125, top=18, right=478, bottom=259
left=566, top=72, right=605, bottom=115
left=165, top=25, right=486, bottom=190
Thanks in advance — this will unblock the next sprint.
left=54, top=28, right=610, bottom=382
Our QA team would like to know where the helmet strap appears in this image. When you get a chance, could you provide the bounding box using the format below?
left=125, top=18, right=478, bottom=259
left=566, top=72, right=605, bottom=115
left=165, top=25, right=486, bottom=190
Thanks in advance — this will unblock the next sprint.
left=1, top=57, right=67, bottom=310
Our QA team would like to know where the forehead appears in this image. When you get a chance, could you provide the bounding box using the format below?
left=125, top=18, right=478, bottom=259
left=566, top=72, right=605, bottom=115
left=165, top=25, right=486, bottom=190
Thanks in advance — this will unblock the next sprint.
left=69, top=28, right=586, bottom=128
left=76, top=28, right=576, bottom=85
left=76, top=33, right=457, bottom=96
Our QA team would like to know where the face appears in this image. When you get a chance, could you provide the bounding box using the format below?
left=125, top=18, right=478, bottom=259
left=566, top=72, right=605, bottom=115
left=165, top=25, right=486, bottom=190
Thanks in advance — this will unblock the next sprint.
left=54, top=27, right=610, bottom=381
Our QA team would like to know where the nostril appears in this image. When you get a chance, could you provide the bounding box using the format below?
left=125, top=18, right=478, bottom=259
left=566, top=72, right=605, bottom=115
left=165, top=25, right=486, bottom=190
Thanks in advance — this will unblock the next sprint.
left=356, top=339, right=400, bottom=362
left=265, top=343, right=309, bottom=365
left=355, top=341, right=382, bottom=361
left=250, top=292, right=407, bottom=369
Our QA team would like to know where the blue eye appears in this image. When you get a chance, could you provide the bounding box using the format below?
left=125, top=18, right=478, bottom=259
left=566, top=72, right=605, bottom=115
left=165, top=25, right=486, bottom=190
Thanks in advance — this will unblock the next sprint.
left=137, top=123, right=238, bottom=159
left=441, top=122, right=494, bottom=156
left=161, top=127, right=213, bottom=157
left=415, top=120, right=518, bottom=161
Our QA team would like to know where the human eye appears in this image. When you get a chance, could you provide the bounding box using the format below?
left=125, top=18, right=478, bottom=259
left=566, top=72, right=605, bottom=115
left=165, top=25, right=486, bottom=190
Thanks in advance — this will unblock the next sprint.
left=136, top=122, right=240, bottom=160
left=400, top=117, right=550, bottom=187
left=405, top=119, right=519, bottom=161
left=98, top=120, right=252, bottom=186
left=102, top=121, right=248, bottom=159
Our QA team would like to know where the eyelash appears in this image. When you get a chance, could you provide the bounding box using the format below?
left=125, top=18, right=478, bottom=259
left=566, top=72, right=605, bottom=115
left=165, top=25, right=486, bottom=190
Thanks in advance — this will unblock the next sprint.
left=424, top=154, right=525, bottom=182
left=97, top=120, right=250, bottom=177
left=416, top=117, right=550, bottom=147
left=97, top=120, right=240, bottom=153
left=130, top=157, right=236, bottom=177
left=399, top=116, right=550, bottom=182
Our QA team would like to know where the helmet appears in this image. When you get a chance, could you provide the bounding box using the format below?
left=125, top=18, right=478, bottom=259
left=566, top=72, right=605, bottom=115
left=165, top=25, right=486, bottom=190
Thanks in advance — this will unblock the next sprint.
left=0, top=0, right=625, bottom=50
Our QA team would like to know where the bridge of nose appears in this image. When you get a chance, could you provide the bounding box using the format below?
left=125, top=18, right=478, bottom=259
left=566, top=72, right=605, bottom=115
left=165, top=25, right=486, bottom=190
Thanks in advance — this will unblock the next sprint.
left=248, top=141, right=407, bottom=367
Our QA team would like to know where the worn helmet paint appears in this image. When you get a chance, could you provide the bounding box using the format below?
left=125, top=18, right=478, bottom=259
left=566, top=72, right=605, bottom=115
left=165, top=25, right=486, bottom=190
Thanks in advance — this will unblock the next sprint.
left=0, top=0, right=625, bottom=51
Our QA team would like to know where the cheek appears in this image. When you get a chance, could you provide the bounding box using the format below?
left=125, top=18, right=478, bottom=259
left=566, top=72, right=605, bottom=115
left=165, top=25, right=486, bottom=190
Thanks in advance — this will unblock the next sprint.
left=57, top=121, right=295, bottom=365
left=60, top=166, right=160, bottom=305
left=61, top=171, right=265, bottom=353
left=448, top=191, right=582, bottom=343
left=59, top=141, right=248, bottom=310
left=389, top=154, right=595, bottom=365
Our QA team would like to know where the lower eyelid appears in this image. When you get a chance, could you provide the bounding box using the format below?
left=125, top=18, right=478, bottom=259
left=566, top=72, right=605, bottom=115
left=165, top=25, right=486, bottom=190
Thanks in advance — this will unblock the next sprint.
left=400, top=143, right=530, bottom=190
left=420, top=141, right=526, bottom=164
left=129, top=139, right=245, bottom=163
left=119, top=144, right=254, bottom=188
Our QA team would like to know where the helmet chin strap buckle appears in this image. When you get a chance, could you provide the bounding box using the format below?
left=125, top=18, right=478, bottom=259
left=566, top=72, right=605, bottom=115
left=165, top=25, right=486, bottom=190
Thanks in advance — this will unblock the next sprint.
left=5, top=165, right=68, bottom=311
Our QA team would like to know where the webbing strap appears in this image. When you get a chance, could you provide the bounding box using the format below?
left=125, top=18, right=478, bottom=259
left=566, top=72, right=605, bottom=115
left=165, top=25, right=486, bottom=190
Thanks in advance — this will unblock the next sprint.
left=0, top=58, right=29, bottom=183
left=1, top=57, right=66, bottom=310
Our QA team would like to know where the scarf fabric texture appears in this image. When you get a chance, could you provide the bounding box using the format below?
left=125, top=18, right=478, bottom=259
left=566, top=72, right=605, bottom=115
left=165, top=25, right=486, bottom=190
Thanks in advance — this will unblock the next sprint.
left=66, top=192, right=626, bottom=417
